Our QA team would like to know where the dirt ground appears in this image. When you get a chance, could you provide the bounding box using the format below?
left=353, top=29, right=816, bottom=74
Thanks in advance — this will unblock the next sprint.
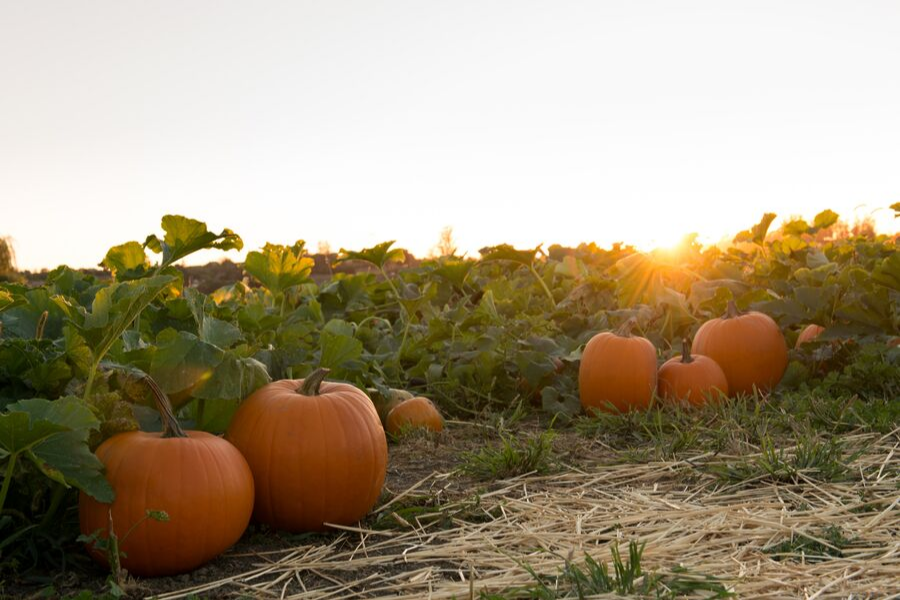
left=6, top=421, right=899, bottom=599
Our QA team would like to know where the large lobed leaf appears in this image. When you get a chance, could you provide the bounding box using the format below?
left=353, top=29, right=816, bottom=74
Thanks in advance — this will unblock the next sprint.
left=0, top=397, right=113, bottom=502
left=244, top=241, right=315, bottom=296
left=336, top=241, right=405, bottom=269
left=74, top=275, right=176, bottom=364
left=144, top=215, right=243, bottom=268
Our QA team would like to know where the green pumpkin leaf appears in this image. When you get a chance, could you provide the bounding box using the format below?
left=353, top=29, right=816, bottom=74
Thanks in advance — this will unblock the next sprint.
left=193, top=353, right=270, bottom=402
left=812, top=209, right=840, bottom=231
left=478, top=244, right=541, bottom=267
left=734, top=212, right=777, bottom=245
left=871, top=252, right=900, bottom=292
left=782, top=219, right=810, bottom=236
left=144, top=215, right=243, bottom=268
left=541, top=387, right=581, bottom=417
left=336, top=241, right=405, bottom=269
left=244, top=242, right=315, bottom=296
left=149, top=330, right=224, bottom=398
left=74, top=275, right=176, bottom=368
left=0, top=288, right=24, bottom=314
left=319, top=319, right=363, bottom=370
left=0, top=289, right=70, bottom=340
left=0, top=397, right=113, bottom=502
left=101, top=242, right=150, bottom=280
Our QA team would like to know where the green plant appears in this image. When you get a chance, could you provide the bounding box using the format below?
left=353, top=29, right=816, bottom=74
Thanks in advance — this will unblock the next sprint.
left=461, top=429, right=557, bottom=480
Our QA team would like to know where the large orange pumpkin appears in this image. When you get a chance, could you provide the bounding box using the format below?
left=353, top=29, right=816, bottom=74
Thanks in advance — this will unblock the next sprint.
left=386, top=396, right=444, bottom=434
left=226, top=369, right=387, bottom=532
left=693, top=301, right=788, bottom=396
left=657, top=338, right=729, bottom=406
left=579, top=318, right=658, bottom=413
left=79, top=377, right=254, bottom=577
left=795, top=324, right=826, bottom=347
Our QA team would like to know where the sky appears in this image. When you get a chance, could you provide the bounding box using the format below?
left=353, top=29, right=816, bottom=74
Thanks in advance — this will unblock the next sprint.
left=2, top=0, right=899, bottom=271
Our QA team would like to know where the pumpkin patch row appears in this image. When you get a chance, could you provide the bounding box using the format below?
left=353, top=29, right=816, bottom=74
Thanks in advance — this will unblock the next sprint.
left=578, top=301, right=789, bottom=412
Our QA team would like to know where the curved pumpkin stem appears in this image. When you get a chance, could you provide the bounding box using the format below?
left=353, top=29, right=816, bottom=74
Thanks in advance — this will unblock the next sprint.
left=614, top=317, right=638, bottom=337
left=299, top=368, right=331, bottom=396
left=143, top=375, right=187, bottom=439
left=680, top=337, right=694, bottom=364
left=724, top=300, right=742, bottom=319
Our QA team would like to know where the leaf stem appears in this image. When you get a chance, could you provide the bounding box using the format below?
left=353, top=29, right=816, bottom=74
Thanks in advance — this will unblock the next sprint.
left=83, top=361, right=100, bottom=403
left=528, top=263, right=556, bottom=307
left=39, top=484, right=67, bottom=529
left=398, top=316, right=411, bottom=360
left=0, top=452, right=18, bottom=515
left=35, top=310, right=48, bottom=341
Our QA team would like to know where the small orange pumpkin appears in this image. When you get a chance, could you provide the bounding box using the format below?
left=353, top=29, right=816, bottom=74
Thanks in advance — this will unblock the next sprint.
left=226, top=369, right=387, bottom=532
left=386, top=397, right=444, bottom=434
left=79, top=377, right=254, bottom=577
left=693, top=301, right=788, bottom=396
left=795, top=324, right=826, bottom=347
left=579, top=318, right=657, bottom=413
left=657, top=338, right=728, bottom=406
left=368, top=387, right=414, bottom=426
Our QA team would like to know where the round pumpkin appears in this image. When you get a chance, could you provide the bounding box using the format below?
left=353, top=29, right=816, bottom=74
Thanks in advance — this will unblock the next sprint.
left=226, top=369, right=387, bottom=532
left=386, top=397, right=444, bottom=434
left=795, top=324, right=826, bottom=347
left=367, top=387, right=414, bottom=426
left=657, top=338, right=729, bottom=406
left=693, top=301, right=788, bottom=396
left=579, top=318, right=658, bottom=413
left=79, top=377, right=254, bottom=577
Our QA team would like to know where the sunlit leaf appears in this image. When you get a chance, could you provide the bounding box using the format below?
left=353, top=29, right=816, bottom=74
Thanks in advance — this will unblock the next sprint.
left=734, top=213, right=777, bottom=245
left=244, top=241, right=314, bottom=296
left=812, top=209, right=839, bottom=231
left=144, top=215, right=243, bottom=268
left=101, top=242, right=150, bottom=280
left=782, top=219, right=810, bottom=236
left=478, top=244, right=541, bottom=266
left=336, top=241, right=405, bottom=269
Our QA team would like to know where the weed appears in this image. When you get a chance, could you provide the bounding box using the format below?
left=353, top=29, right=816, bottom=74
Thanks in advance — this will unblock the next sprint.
left=708, top=434, right=855, bottom=484
left=478, top=540, right=732, bottom=599
left=764, top=525, right=853, bottom=563
left=461, top=429, right=557, bottom=480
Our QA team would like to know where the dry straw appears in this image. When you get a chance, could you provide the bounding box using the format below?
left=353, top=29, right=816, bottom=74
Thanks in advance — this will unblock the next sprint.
left=156, top=431, right=899, bottom=599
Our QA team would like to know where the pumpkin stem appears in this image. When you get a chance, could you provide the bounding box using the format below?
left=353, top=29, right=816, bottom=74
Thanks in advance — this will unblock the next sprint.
left=299, top=368, right=331, bottom=396
left=680, top=337, right=694, bottom=364
left=724, top=300, right=742, bottom=319
left=614, top=317, right=638, bottom=337
left=143, top=375, right=188, bottom=439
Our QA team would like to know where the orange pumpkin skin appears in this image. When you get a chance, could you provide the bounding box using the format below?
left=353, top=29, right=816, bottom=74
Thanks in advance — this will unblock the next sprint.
left=796, top=324, right=826, bottom=348
left=579, top=319, right=658, bottom=413
left=693, top=301, right=788, bottom=396
left=79, top=383, right=254, bottom=577
left=386, top=397, right=444, bottom=434
left=226, top=370, right=387, bottom=532
left=657, top=339, right=728, bottom=406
